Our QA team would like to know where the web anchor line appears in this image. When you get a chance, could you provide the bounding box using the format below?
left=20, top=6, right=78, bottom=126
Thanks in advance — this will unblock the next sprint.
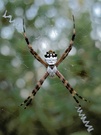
left=3, top=10, right=15, bottom=23
left=75, top=106, right=94, bottom=132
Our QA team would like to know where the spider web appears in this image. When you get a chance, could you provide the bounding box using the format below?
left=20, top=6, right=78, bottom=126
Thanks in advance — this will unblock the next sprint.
left=0, top=0, right=100, bottom=135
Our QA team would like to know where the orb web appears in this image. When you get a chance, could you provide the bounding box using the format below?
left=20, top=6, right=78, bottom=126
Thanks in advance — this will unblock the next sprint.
left=0, top=0, right=100, bottom=135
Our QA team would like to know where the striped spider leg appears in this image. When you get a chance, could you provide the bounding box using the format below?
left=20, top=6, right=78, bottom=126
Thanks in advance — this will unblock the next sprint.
left=55, top=70, right=88, bottom=107
left=20, top=72, right=49, bottom=109
left=55, top=15, right=75, bottom=67
left=23, top=19, right=48, bottom=68
left=54, top=16, right=88, bottom=106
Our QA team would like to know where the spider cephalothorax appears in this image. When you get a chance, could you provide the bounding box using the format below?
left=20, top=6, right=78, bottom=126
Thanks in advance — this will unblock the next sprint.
left=21, top=15, right=88, bottom=109
left=44, top=50, right=57, bottom=65
left=44, top=50, right=58, bottom=77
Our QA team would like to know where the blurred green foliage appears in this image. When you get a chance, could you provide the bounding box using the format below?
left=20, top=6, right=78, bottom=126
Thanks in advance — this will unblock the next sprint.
left=0, top=1, right=101, bottom=135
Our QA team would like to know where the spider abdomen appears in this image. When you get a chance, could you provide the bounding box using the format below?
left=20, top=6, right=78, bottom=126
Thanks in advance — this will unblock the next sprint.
left=47, top=66, right=57, bottom=77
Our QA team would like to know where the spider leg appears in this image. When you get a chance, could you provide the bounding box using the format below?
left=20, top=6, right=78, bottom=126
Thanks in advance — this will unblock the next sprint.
left=55, top=15, right=76, bottom=67
left=20, top=72, right=49, bottom=109
left=55, top=70, right=88, bottom=107
left=22, top=19, right=48, bottom=67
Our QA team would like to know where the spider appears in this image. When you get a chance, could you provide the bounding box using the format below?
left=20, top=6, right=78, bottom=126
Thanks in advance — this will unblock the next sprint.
left=20, top=15, right=88, bottom=109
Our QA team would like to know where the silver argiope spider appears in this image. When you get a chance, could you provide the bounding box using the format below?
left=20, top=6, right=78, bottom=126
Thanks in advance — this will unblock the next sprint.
left=20, top=15, right=88, bottom=109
